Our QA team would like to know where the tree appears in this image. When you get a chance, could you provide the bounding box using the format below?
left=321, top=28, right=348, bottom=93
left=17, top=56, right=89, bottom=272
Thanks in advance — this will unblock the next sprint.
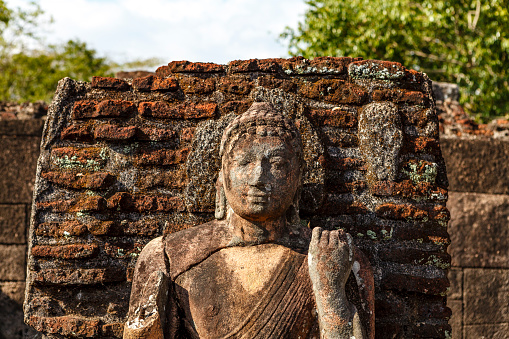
left=0, top=1, right=160, bottom=102
left=281, top=0, right=509, bottom=121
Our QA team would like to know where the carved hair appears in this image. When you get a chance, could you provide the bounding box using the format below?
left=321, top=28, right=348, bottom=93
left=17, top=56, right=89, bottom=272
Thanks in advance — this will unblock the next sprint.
left=215, top=102, right=305, bottom=224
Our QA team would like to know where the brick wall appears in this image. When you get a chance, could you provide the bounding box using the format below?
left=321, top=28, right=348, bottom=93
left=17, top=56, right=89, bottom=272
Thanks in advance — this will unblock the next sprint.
left=0, top=116, right=45, bottom=338
left=442, top=137, right=509, bottom=338
left=1, top=58, right=453, bottom=338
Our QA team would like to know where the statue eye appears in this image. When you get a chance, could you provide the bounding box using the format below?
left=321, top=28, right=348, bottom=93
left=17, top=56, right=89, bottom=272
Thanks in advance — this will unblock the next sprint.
left=270, top=157, right=286, bottom=168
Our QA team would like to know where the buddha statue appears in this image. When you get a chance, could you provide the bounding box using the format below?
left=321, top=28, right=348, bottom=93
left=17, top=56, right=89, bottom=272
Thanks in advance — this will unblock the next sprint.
left=123, top=102, right=373, bottom=339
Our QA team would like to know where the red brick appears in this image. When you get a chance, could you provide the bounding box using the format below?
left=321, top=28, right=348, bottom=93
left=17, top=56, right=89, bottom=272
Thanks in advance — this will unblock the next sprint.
left=107, top=192, right=185, bottom=213
left=107, top=192, right=132, bottom=210
left=328, top=181, right=366, bottom=193
left=139, top=101, right=217, bottom=119
left=42, top=171, right=114, bottom=190
left=382, top=272, right=449, bottom=295
left=35, top=221, right=88, bottom=238
left=137, top=126, right=177, bottom=141
left=60, top=124, right=93, bottom=141
left=71, top=195, right=107, bottom=212
left=123, top=219, right=161, bottom=236
left=220, top=100, right=253, bottom=115
left=96, top=99, right=136, bottom=118
left=155, top=65, right=171, bottom=77
left=320, top=130, right=359, bottom=147
left=403, top=136, right=439, bottom=154
left=376, top=203, right=429, bottom=220
left=299, top=79, right=368, bottom=104
left=281, top=56, right=362, bottom=75
left=306, top=107, right=358, bottom=128
left=391, top=223, right=450, bottom=245
left=218, top=76, right=254, bottom=95
left=72, top=99, right=136, bottom=119
left=372, top=89, right=427, bottom=106
left=31, top=244, right=99, bottom=259
left=51, top=147, right=106, bottom=169
left=28, top=316, right=101, bottom=337
left=137, top=170, right=187, bottom=189
left=179, top=76, right=216, bottom=94
left=32, top=267, right=125, bottom=285
left=87, top=220, right=118, bottom=236
left=135, top=148, right=189, bottom=166
left=166, top=60, right=226, bottom=73
left=94, top=123, right=137, bottom=140
left=132, top=75, right=179, bottom=92
left=257, top=75, right=298, bottom=92
left=400, top=106, right=431, bottom=128
left=229, top=58, right=284, bottom=73
left=36, top=199, right=75, bottom=213
left=104, top=241, right=144, bottom=258
left=91, top=76, right=130, bottom=90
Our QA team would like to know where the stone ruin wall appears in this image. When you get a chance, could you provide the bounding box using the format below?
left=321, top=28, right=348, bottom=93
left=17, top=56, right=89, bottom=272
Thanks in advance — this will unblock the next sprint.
left=18, top=57, right=454, bottom=338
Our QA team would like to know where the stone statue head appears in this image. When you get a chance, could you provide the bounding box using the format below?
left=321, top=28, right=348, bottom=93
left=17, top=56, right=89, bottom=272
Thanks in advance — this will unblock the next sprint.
left=215, top=102, right=305, bottom=225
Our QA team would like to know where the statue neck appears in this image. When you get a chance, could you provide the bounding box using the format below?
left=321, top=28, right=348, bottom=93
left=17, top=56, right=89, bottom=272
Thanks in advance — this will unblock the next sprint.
left=228, top=212, right=287, bottom=244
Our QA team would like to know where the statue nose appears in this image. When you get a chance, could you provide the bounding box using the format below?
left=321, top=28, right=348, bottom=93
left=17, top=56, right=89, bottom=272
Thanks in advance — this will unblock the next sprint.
left=250, top=162, right=268, bottom=186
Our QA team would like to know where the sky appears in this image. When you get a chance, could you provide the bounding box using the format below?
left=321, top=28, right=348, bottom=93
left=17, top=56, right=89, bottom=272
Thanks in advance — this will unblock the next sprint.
left=5, top=0, right=308, bottom=67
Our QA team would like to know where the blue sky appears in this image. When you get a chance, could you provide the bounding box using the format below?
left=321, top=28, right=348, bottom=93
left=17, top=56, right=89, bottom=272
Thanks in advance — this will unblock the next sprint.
left=6, top=0, right=308, bottom=67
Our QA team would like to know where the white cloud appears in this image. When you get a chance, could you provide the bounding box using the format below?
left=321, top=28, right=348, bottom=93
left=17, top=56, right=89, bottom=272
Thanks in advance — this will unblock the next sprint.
left=5, top=0, right=307, bottom=66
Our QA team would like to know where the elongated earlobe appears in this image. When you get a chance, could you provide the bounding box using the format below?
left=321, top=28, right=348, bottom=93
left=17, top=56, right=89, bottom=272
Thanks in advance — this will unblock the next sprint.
left=215, top=170, right=227, bottom=220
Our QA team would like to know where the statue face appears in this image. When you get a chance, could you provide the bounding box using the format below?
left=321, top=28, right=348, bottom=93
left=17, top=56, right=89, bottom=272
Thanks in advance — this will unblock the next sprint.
left=222, top=134, right=300, bottom=222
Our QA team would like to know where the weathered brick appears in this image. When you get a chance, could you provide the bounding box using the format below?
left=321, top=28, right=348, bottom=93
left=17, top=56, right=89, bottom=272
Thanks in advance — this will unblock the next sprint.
left=306, top=107, right=358, bottom=128
left=0, top=245, right=26, bottom=280
left=91, top=76, right=130, bottom=90
left=132, top=75, right=179, bottom=92
left=257, top=75, right=298, bottom=92
left=0, top=204, right=26, bottom=243
left=28, top=316, right=101, bottom=337
left=135, top=148, right=189, bottom=166
left=370, top=180, right=447, bottom=201
left=375, top=203, right=449, bottom=221
left=104, top=241, right=144, bottom=258
left=51, top=147, right=106, bottom=170
left=137, top=127, right=177, bottom=141
left=123, top=219, right=161, bottom=237
left=320, top=194, right=368, bottom=215
left=382, top=272, right=449, bottom=295
left=42, top=171, right=114, bottom=190
left=73, top=100, right=136, bottom=119
left=102, top=323, right=124, bottom=337
left=31, top=244, right=99, bottom=259
left=137, top=170, right=187, bottom=189
left=326, top=157, right=365, bottom=171
left=87, top=220, right=118, bottom=236
left=391, top=223, right=450, bottom=245
left=166, top=60, right=225, bottom=73
left=411, top=323, right=451, bottom=338
left=71, top=100, right=97, bottom=119
left=179, top=76, right=215, bottom=94
left=32, top=267, right=125, bottom=285
left=35, top=221, right=88, bottom=238
left=36, top=199, right=75, bottom=213
left=320, top=128, right=358, bottom=147
left=281, top=56, right=362, bottom=75
left=180, top=127, right=195, bottom=142
left=218, top=76, right=254, bottom=95
left=220, top=100, right=253, bottom=115
left=400, top=106, right=432, bottom=128
left=299, top=79, right=368, bottom=104
left=71, top=195, right=107, bottom=212
left=402, top=135, right=439, bottom=154
left=107, top=192, right=185, bottom=213
left=379, top=247, right=450, bottom=269
left=60, top=124, right=93, bottom=141
left=229, top=58, right=284, bottom=73
left=348, top=60, right=406, bottom=80
left=139, top=101, right=217, bottom=119
left=94, top=123, right=137, bottom=141
left=372, top=89, right=427, bottom=106
left=375, top=291, right=407, bottom=318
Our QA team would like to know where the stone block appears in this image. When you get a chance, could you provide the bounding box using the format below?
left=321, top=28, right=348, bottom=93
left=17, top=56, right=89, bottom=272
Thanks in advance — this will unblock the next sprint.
left=463, top=323, right=509, bottom=339
left=0, top=245, right=26, bottom=280
left=91, top=76, right=130, bottom=90
left=441, top=137, right=509, bottom=194
left=447, top=268, right=463, bottom=300
left=463, top=268, right=509, bottom=325
left=0, top=204, right=26, bottom=244
left=448, top=192, right=509, bottom=268
left=0, top=119, right=45, bottom=136
left=0, top=282, right=37, bottom=339
left=0, top=136, right=40, bottom=203
left=447, top=299, right=462, bottom=339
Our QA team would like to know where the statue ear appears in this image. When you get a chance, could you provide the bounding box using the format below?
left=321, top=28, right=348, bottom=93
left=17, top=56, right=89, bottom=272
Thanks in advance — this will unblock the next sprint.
left=215, top=170, right=227, bottom=220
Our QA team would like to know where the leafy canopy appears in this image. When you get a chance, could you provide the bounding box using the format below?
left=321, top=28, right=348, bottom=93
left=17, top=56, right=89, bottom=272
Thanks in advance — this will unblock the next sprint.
left=281, top=0, right=509, bottom=121
left=0, top=1, right=160, bottom=102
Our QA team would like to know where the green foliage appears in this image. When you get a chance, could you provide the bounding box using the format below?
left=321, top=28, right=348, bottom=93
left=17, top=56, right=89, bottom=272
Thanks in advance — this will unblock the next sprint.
left=0, top=1, right=159, bottom=102
left=281, top=0, right=509, bottom=120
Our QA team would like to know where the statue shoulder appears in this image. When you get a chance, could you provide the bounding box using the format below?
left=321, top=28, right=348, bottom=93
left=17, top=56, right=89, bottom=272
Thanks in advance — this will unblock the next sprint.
left=163, top=219, right=232, bottom=279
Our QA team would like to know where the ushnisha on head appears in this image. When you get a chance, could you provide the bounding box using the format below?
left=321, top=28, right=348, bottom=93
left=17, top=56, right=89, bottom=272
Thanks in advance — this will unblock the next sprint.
left=215, top=102, right=305, bottom=225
